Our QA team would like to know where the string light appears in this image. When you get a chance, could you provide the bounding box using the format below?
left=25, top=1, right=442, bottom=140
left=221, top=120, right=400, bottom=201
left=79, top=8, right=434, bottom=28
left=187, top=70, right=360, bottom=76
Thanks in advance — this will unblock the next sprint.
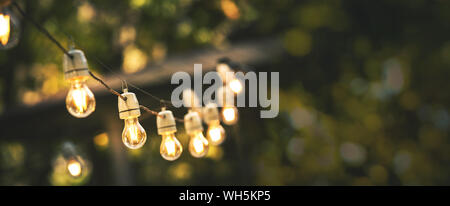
left=216, top=61, right=244, bottom=95
left=7, top=1, right=250, bottom=163
left=218, top=86, right=238, bottom=125
left=203, top=103, right=226, bottom=146
left=0, top=5, right=20, bottom=49
left=63, top=49, right=96, bottom=118
left=67, top=158, right=82, bottom=177
left=185, top=110, right=209, bottom=158
left=157, top=109, right=183, bottom=161
left=61, top=142, right=85, bottom=178
left=118, top=88, right=147, bottom=149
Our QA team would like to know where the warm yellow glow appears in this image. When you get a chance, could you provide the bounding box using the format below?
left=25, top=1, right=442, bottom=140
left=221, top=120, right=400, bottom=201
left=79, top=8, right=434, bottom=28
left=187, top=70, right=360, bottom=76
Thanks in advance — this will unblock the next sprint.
left=207, top=124, right=226, bottom=146
left=229, top=78, right=243, bottom=94
left=222, top=106, right=238, bottom=125
left=77, top=2, right=95, bottom=22
left=160, top=133, right=183, bottom=161
left=122, top=118, right=147, bottom=149
left=189, top=132, right=209, bottom=158
left=220, top=0, right=240, bottom=20
left=66, top=80, right=96, bottom=118
left=67, top=159, right=82, bottom=177
left=122, top=45, right=148, bottom=74
left=0, top=14, right=10, bottom=46
left=94, top=133, right=109, bottom=148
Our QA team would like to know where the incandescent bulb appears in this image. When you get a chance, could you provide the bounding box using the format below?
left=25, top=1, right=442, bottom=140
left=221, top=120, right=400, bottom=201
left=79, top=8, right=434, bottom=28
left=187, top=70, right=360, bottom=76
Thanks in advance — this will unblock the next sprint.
left=118, top=90, right=147, bottom=149
left=0, top=8, right=20, bottom=50
left=222, top=105, right=238, bottom=125
left=122, top=117, right=147, bottom=149
left=157, top=110, right=182, bottom=161
left=0, top=13, right=10, bottom=45
left=63, top=49, right=95, bottom=118
left=160, top=133, right=183, bottom=161
left=67, top=158, right=82, bottom=177
left=66, top=78, right=95, bottom=118
left=203, top=103, right=226, bottom=145
left=185, top=110, right=209, bottom=158
left=229, top=78, right=243, bottom=94
left=207, top=123, right=226, bottom=146
left=189, top=132, right=209, bottom=158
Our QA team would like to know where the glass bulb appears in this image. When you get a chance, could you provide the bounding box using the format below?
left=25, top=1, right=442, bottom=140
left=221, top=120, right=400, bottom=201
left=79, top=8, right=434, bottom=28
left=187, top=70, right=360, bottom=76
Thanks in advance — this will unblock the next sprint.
left=207, top=123, right=226, bottom=146
left=160, top=132, right=183, bottom=161
left=122, top=117, right=147, bottom=149
left=189, top=132, right=209, bottom=158
left=66, top=79, right=96, bottom=118
left=67, top=158, right=82, bottom=177
left=222, top=105, right=238, bottom=125
left=229, top=78, right=243, bottom=94
left=0, top=10, right=20, bottom=50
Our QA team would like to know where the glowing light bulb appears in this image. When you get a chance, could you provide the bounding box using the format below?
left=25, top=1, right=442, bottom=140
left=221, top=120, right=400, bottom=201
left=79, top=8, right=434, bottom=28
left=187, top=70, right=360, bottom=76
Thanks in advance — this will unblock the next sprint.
left=63, top=49, right=96, bottom=118
left=67, top=158, right=82, bottom=177
left=122, top=117, right=147, bottom=149
left=157, top=109, right=183, bottom=161
left=160, top=132, right=183, bottom=161
left=207, top=123, right=226, bottom=146
left=0, top=14, right=10, bottom=45
left=203, top=103, right=226, bottom=146
left=229, top=78, right=243, bottom=94
left=222, top=105, right=238, bottom=125
left=118, top=90, right=147, bottom=149
left=66, top=78, right=96, bottom=118
left=0, top=9, right=19, bottom=50
left=185, top=110, right=209, bottom=158
left=189, top=132, right=209, bottom=158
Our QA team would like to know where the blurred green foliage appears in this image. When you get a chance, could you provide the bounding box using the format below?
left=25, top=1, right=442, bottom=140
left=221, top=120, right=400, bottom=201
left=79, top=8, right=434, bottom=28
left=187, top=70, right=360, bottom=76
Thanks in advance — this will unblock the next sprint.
left=0, top=0, right=449, bottom=185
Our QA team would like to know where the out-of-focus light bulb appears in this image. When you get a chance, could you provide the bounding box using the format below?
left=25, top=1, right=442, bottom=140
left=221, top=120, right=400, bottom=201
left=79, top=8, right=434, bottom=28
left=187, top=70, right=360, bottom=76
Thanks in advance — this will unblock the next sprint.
left=189, top=132, right=209, bottom=158
left=160, top=133, right=183, bottom=161
left=203, top=103, right=226, bottom=146
left=67, top=158, right=82, bottom=177
left=185, top=111, right=209, bottom=158
left=228, top=78, right=243, bottom=94
left=122, top=117, right=147, bottom=149
left=61, top=142, right=87, bottom=179
left=63, top=49, right=96, bottom=118
left=0, top=8, right=20, bottom=50
left=207, top=124, right=225, bottom=146
left=222, top=105, right=238, bottom=125
left=66, top=78, right=95, bottom=118
left=0, top=13, right=10, bottom=45
left=118, top=89, right=147, bottom=149
left=157, top=110, right=183, bottom=161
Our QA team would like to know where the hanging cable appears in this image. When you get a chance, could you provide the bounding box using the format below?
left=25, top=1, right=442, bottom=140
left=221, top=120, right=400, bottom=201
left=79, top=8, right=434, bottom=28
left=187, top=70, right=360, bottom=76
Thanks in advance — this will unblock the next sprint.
left=11, top=1, right=184, bottom=119
left=11, top=2, right=71, bottom=57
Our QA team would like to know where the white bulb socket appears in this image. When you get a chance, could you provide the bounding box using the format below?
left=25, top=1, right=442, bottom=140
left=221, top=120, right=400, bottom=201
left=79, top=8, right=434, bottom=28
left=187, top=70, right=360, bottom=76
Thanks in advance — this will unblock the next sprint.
left=203, top=103, right=220, bottom=125
left=118, top=90, right=141, bottom=119
left=157, top=110, right=177, bottom=135
left=184, top=111, right=203, bottom=134
left=63, top=49, right=90, bottom=80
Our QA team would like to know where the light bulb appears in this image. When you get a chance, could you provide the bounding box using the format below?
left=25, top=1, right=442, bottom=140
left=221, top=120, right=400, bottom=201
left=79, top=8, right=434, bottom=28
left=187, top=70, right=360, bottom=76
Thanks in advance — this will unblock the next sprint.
left=189, top=132, right=209, bottom=158
left=66, top=78, right=96, bottom=118
left=222, top=105, right=238, bottom=125
left=0, top=9, right=20, bottom=50
left=67, top=158, right=82, bottom=177
left=207, top=123, right=226, bottom=146
left=160, top=132, right=183, bottom=161
left=229, top=78, right=243, bottom=94
left=122, top=117, right=147, bottom=149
